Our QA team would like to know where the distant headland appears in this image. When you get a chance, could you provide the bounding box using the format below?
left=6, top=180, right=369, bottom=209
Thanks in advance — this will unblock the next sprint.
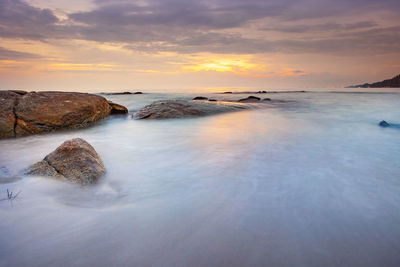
left=347, top=74, right=400, bottom=88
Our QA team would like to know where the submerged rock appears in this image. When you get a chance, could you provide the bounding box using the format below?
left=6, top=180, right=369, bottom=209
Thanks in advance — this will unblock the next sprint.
left=238, top=96, right=261, bottom=103
left=25, top=138, right=105, bottom=185
left=262, top=98, right=272, bottom=101
left=379, top=120, right=390, bottom=127
left=133, top=100, right=249, bottom=119
left=0, top=91, right=128, bottom=139
left=192, top=96, right=208, bottom=100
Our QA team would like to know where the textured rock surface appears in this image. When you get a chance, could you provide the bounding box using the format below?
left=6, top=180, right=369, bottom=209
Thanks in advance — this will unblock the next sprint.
left=0, top=91, right=18, bottom=138
left=108, top=101, right=129, bottom=115
left=134, top=100, right=249, bottom=119
left=25, top=138, right=106, bottom=185
left=0, top=91, right=128, bottom=139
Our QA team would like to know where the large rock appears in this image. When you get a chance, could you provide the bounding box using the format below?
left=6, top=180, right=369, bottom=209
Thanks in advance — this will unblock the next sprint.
left=0, top=91, right=128, bottom=138
left=0, top=91, right=18, bottom=138
left=25, top=138, right=105, bottom=185
left=133, top=100, right=249, bottom=119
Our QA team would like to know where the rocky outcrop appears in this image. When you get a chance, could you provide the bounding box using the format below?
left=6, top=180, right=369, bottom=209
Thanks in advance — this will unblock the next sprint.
left=108, top=101, right=129, bottom=115
left=25, top=138, right=105, bottom=185
left=133, top=100, right=249, bottom=119
left=347, top=74, right=400, bottom=88
left=0, top=91, right=128, bottom=139
left=238, top=96, right=261, bottom=103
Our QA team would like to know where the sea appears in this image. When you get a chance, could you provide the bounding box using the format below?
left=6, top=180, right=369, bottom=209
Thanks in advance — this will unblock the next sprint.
left=0, top=89, right=400, bottom=266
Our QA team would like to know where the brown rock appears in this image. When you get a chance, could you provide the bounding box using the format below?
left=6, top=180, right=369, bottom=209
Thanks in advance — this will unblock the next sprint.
left=108, top=101, right=128, bottom=115
left=0, top=91, right=128, bottom=139
left=25, top=138, right=106, bottom=185
left=15, top=92, right=112, bottom=136
left=0, top=91, right=18, bottom=138
left=133, top=100, right=250, bottom=119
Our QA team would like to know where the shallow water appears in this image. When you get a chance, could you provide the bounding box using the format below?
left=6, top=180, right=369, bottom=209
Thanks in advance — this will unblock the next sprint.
left=1, top=90, right=400, bottom=266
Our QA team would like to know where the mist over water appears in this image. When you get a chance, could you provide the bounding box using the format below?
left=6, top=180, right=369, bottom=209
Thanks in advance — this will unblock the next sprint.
left=1, top=91, right=400, bottom=266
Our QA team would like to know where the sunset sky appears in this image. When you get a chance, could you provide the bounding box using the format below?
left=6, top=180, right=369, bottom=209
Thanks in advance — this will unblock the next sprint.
left=0, top=0, right=399, bottom=92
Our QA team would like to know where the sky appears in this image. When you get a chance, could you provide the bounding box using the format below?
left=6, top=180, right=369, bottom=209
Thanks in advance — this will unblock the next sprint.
left=0, top=0, right=399, bottom=92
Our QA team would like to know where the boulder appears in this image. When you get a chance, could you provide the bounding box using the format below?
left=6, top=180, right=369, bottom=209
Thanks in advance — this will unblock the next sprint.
left=133, top=100, right=249, bottom=119
left=14, top=92, right=111, bottom=137
left=0, top=91, right=18, bottom=138
left=0, top=91, right=128, bottom=139
left=25, top=138, right=105, bottom=185
left=238, top=96, right=261, bottom=103
left=108, top=101, right=128, bottom=115
left=192, top=96, right=208, bottom=100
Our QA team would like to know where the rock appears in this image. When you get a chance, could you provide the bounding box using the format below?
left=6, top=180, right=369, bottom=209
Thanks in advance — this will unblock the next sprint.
left=257, top=91, right=267, bottom=94
left=262, top=98, right=271, bottom=101
left=238, top=96, right=261, bottom=103
left=133, top=100, right=250, bottom=119
left=14, top=92, right=112, bottom=137
left=192, top=96, right=208, bottom=100
left=223, top=91, right=233, bottom=94
left=109, top=92, right=132, bottom=95
left=209, top=99, right=217, bottom=102
left=0, top=91, right=128, bottom=139
left=379, top=120, right=390, bottom=127
left=133, top=92, right=143, bottom=94
left=25, top=138, right=105, bottom=185
left=108, top=101, right=128, bottom=115
left=9, top=90, right=27, bottom=95
left=0, top=91, right=18, bottom=138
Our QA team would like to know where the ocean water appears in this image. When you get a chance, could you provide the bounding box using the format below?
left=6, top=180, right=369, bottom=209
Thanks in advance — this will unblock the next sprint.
left=0, top=90, right=400, bottom=266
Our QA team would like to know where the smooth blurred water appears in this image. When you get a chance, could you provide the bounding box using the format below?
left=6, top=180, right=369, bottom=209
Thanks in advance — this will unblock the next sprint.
left=0, top=90, right=400, bottom=266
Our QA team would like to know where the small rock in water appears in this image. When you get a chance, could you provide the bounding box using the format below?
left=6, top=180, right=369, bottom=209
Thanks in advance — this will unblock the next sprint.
left=192, top=96, right=208, bottom=100
left=108, top=101, right=128, bottom=115
left=209, top=99, right=217, bottom=102
left=379, top=120, right=390, bottom=127
left=238, top=96, right=261, bottom=103
left=262, top=98, right=271, bottom=101
left=133, top=92, right=143, bottom=94
left=25, top=138, right=106, bottom=185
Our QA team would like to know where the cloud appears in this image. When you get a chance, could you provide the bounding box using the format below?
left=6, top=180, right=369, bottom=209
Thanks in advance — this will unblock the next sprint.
left=0, top=0, right=399, bottom=57
left=0, top=46, right=41, bottom=59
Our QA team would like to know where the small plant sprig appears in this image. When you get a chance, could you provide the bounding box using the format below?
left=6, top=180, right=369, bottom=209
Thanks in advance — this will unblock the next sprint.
left=0, top=189, right=20, bottom=201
